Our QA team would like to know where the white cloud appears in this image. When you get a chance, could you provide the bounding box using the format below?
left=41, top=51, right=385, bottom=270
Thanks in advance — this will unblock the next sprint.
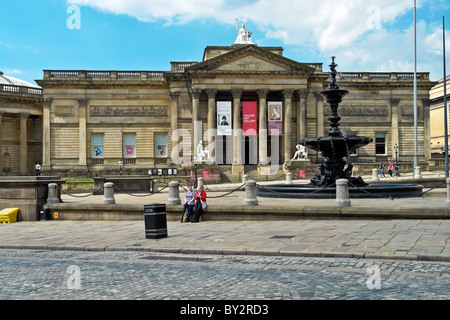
left=67, top=0, right=445, bottom=78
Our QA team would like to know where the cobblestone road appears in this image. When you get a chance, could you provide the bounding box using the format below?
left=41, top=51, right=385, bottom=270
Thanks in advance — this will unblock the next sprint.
left=0, top=249, right=449, bottom=301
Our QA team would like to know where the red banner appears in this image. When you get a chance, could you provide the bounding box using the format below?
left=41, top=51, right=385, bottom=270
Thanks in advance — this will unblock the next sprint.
left=243, top=101, right=257, bottom=135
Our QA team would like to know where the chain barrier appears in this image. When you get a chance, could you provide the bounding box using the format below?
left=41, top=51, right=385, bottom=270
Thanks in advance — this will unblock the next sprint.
left=256, top=182, right=336, bottom=195
left=57, top=185, right=104, bottom=198
left=112, top=184, right=168, bottom=197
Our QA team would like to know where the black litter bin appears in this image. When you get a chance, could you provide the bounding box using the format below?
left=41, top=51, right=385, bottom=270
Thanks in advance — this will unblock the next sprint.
left=144, top=203, right=168, bottom=239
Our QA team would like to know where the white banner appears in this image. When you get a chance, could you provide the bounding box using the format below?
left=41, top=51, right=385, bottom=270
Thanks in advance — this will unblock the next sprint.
left=217, top=101, right=232, bottom=136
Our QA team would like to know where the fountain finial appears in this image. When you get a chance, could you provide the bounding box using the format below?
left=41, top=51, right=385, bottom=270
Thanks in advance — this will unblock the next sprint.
left=328, top=56, right=339, bottom=90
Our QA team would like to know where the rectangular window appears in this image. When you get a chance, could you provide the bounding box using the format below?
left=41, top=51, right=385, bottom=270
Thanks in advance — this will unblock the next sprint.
left=375, top=133, right=386, bottom=155
left=92, top=133, right=104, bottom=158
left=155, top=133, right=168, bottom=158
left=123, top=133, right=136, bottom=158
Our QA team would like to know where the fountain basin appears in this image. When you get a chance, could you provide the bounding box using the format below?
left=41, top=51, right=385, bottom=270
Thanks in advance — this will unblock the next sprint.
left=257, top=183, right=423, bottom=199
left=301, top=135, right=373, bottom=159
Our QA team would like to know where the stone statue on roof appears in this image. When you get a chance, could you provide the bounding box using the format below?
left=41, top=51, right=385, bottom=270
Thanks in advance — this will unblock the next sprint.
left=235, top=19, right=253, bottom=44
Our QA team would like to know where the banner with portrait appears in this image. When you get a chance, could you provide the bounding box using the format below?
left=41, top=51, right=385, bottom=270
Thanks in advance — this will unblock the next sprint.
left=217, top=101, right=232, bottom=135
left=268, top=101, right=283, bottom=136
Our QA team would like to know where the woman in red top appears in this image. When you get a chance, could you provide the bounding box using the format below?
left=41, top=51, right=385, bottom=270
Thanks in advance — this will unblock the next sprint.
left=191, top=185, right=207, bottom=223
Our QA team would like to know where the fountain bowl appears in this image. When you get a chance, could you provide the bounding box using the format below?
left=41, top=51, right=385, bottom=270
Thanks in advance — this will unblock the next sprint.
left=257, top=183, right=423, bottom=199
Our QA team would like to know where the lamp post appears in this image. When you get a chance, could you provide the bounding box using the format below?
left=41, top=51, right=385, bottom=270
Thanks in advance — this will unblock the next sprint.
left=35, top=162, right=41, bottom=177
left=193, top=156, right=198, bottom=188
left=118, top=160, right=123, bottom=176
left=394, top=143, right=399, bottom=164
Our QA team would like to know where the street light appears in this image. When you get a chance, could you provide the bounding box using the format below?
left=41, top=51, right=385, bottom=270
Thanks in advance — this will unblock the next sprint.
left=118, top=160, right=123, bottom=176
left=394, top=143, right=399, bottom=164
left=35, top=162, right=41, bottom=176
left=193, top=156, right=198, bottom=188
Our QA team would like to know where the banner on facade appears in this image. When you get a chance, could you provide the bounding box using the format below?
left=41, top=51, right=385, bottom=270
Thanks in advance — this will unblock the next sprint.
left=242, top=101, right=257, bottom=136
left=217, top=101, right=232, bottom=135
left=268, top=101, right=283, bottom=136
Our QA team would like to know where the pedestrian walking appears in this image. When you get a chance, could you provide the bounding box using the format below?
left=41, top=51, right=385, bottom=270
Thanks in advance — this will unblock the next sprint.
left=388, top=161, right=393, bottom=177
left=394, top=162, right=400, bottom=177
left=380, top=161, right=386, bottom=178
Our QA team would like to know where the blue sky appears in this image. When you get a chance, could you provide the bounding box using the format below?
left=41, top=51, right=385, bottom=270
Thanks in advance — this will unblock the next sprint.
left=1, top=0, right=449, bottom=86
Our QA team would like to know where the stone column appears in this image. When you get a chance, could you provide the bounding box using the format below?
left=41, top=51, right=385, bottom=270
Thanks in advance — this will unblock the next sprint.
left=316, top=92, right=324, bottom=137
left=42, top=98, right=52, bottom=168
left=191, top=89, right=202, bottom=159
left=169, top=91, right=180, bottom=163
left=283, top=89, right=295, bottom=163
left=390, top=98, right=400, bottom=160
left=206, top=89, right=217, bottom=149
left=0, top=111, right=4, bottom=175
left=257, top=89, right=269, bottom=165
left=232, top=89, right=243, bottom=166
left=299, top=89, right=309, bottom=140
left=77, top=98, right=88, bottom=167
left=19, top=113, right=29, bottom=176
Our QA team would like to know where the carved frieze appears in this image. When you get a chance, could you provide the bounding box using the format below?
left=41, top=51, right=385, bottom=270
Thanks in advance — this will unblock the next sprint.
left=90, top=106, right=168, bottom=117
left=324, top=106, right=388, bottom=117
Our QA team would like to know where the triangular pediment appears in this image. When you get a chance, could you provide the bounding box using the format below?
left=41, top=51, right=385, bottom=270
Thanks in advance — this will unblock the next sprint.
left=187, top=45, right=314, bottom=74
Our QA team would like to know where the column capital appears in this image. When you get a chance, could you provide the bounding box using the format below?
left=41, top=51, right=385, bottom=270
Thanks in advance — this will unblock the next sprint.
left=282, top=89, right=295, bottom=99
left=190, top=88, right=202, bottom=100
left=422, top=98, right=431, bottom=108
left=206, top=88, right=218, bottom=99
left=315, top=91, right=324, bottom=102
left=169, top=91, right=180, bottom=102
left=390, top=98, right=400, bottom=107
left=231, top=89, right=243, bottom=99
left=256, top=89, right=269, bottom=99
left=77, top=98, right=89, bottom=108
left=300, top=89, right=310, bottom=99
left=42, top=98, right=53, bottom=108
left=18, top=113, right=30, bottom=121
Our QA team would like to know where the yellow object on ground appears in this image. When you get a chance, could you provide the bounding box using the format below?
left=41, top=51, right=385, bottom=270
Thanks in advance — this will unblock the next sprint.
left=0, top=208, right=19, bottom=223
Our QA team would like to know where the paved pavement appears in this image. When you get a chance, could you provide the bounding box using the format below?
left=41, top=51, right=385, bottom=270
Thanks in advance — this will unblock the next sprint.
left=1, top=172, right=450, bottom=262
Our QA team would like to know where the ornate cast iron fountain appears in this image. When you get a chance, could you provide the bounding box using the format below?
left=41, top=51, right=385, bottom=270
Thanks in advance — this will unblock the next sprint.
left=299, top=57, right=373, bottom=187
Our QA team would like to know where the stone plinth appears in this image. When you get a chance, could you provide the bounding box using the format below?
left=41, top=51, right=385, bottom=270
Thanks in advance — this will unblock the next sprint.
left=0, top=176, right=65, bottom=221
left=93, top=176, right=152, bottom=195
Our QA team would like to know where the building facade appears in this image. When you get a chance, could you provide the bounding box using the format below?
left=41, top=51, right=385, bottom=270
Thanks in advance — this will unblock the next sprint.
left=430, top=74, right=450, bottom=154
left=3, top=42, right=434, bottom=178
left=0, top=72, right=43, bottom=176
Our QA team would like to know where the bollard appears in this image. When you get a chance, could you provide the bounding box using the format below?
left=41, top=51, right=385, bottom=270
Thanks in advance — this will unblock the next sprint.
left=168, top=181, right=181, bottom=205
left=446, top=178, right=450, bottom=209
left=372, top=168, right=379, bottom=182
left=198, top=177, right=204, bottom=187
left=335, top=179, right=351, bottom=207
left=152, top=179, right=159, bottom=194
left=244, top=180, right=258, bottom=206
left=46, top=183, right=59, bottom=204
left=103, top=182, right=115, bottom=204
left=285, top=172, right=293, bottom=184
left=414, top=166, right=422, bottom=179
left=242, top=174, right=248, bottom=184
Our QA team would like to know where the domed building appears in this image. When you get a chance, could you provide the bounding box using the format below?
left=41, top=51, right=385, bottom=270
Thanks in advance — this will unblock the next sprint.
left=0, top=71, right=43, bottom=176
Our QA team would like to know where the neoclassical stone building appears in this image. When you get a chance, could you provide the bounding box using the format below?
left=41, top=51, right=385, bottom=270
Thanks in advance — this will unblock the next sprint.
left=0, top=72, right=43, bottom=176
left=30, top=38, right=436, bottom=178
left=430, top=75, right=450, bottom=154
